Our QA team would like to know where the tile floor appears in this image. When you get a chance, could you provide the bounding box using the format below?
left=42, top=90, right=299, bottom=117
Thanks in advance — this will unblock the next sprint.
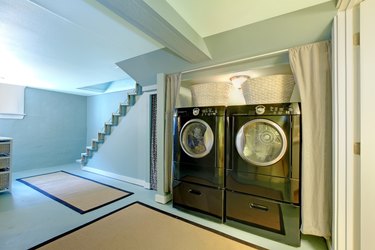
left=0, top=163, right=327, bottom=250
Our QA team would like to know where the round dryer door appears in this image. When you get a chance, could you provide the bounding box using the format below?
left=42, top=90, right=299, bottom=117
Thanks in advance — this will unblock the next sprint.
left=180, top=119, right=214, bottom=158
left=236, top=119, right=287, bottom=166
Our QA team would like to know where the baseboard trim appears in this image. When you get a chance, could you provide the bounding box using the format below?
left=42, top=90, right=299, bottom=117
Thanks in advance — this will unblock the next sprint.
left=82, top=166, right=150, bottom=189
left=155, top=193, right=172, bottom=204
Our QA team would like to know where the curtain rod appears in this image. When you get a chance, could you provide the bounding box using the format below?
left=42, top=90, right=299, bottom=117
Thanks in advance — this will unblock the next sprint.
left=181, top=48, right=289, bottom=75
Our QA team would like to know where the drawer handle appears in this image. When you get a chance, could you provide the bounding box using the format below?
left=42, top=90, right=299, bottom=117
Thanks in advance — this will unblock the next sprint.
left=188, top=189, right=201, bottom=196
left=249, top=203, right=268, bottom=211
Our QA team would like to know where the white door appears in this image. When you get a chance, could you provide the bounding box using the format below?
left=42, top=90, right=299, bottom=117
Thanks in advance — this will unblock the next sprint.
left=360, top=0, right=375, bottom=249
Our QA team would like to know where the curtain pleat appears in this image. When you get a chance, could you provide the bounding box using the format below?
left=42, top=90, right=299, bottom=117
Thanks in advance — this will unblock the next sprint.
left=164, top=73, right=181, bottom=193
left=289, top=40, right=332, bottom=238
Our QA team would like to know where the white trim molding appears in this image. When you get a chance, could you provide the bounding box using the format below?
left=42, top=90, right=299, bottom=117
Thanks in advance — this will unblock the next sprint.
left=142, top=84, right=157, bottom=92
left=332, top=12, right=348, bottom=250
left=332, top=5, right=361, bottom=250
left=154, top=193, right=172, bottom=204
left=336, top=0, right=363, bottom=11
left=82, top=166, right=151, bottom=189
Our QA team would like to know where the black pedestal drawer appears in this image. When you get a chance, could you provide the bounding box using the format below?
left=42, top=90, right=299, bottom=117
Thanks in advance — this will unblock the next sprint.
left=226, top=190, right=301, bottom=247
left=173, top=181, right=224, bottom=219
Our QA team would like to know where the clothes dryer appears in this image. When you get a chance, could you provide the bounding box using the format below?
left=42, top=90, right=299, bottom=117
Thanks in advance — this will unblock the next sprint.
left=173, top=106, right=225, bottom=220
left=225, top=103, right=301, bottom=246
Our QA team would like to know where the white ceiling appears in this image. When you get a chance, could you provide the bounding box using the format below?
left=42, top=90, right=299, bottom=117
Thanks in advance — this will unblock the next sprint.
left=166, top=0, right=331, bottom=37
left=0, top=0, right=333, bottom=95
left=0, top=0, right=162, bottom=95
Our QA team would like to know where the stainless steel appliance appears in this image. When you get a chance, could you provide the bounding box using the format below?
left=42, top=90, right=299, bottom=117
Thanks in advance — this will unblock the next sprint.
left=173, top=106, right=225, bottom=220
left=225, top=103, right=301, bottom=246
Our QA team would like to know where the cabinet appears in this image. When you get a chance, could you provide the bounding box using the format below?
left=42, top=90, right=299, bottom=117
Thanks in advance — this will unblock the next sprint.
left=0, top=137, right=12, bottom=193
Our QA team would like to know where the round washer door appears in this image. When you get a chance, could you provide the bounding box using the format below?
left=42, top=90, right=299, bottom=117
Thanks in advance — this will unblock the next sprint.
left=235, top=118, right=287, bottom=166
left=180, top=119, right=214, bottom=158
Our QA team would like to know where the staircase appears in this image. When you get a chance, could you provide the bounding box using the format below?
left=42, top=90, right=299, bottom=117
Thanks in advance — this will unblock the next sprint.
left=80, top=83, right=143, bottom=166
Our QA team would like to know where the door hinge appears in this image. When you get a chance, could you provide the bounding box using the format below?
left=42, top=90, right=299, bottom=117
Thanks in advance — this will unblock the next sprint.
left=354, top=142, right=360, bottom=155
left=353, top=32, right=360, bottom=46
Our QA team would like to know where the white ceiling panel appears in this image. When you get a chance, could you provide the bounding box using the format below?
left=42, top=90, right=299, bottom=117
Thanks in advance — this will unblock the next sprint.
left=166, top=0, right=332, bottom=37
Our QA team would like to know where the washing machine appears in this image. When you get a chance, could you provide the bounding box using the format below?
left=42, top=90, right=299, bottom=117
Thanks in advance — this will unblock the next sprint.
left=172, top=106, right=225, bottom=220
left=225, top=103, right=302, bottom=246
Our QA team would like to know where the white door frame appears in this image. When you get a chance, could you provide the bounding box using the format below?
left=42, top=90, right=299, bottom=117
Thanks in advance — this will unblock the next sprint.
left=332, top=5, right=361, bottom=250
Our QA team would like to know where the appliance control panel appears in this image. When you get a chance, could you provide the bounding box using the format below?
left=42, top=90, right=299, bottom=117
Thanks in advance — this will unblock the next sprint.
left=255, top=103, right=300, bottom=115
left=175, top=106, right=226, bottom=117
left=199, top=107, right=218, bottom=116
left=226, top=103, right=301, bottom=116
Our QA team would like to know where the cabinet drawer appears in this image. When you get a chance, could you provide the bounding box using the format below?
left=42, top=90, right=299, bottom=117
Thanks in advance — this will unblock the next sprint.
left=226, top=191, right=285, bottom=234
left=226, top=191, right=301, bottom=246
left=173, top=181, right=224, bottom=219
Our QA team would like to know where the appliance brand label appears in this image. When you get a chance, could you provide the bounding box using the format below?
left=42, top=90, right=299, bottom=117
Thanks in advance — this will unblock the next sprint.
left=255, top=105, right=266, bottom=115
left=192, top=108, right=200, bottom=116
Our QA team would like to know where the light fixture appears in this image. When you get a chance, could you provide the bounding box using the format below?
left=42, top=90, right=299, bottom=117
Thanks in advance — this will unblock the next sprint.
left=230, top=75, right=250, bottom=89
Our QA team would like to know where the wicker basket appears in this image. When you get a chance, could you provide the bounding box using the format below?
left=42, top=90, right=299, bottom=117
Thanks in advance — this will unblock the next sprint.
left=0, top=173, right=9, bottom=190
left=191, top=82, right=232, bottom=106
left=241, top=74, right=295, bottom=104
left=0, top=158, right=10, bottom=170
left=0, top=144, right=10, bottom=154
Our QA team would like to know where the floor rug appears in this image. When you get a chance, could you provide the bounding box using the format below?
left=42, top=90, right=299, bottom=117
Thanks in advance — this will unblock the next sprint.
left=30, top=202, right=266, bottom=250
left=17, top=171, right=133, bottom=214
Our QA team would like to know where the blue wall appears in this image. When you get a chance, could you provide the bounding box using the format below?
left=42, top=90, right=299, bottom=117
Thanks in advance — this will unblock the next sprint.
left=0, top=87, right=87, bottom=171
left=85, top=92, right=155, bottom=188
left=86, top=90, right=127, bottom=145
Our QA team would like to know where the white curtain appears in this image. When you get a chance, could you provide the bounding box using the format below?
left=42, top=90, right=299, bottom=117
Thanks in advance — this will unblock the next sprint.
left=164, top=73, right=181, bottom=193
left=289, top=41, right=332, bottom=238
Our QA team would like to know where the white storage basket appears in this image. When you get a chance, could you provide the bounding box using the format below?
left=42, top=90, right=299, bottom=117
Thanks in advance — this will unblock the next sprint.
left=191, top=82, right=232, bottom=106
left=241, top=74, right=295, bottom=104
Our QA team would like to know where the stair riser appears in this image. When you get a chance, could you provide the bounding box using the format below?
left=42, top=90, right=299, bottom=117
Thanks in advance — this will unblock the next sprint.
left=112, top=115, right=119, bottom=126
left=135, top=83, right=143, bottom=95
left=104, top=124, right=111, bottom=135
left=81, top=155, right=87, bottom=166
left=92, top=141, right=99, bottom=151
left=86, top=149, right=92, bottom=158
left=119, top=105, right=127, bottom=116
left=98, top=133, right=105, bottom=143
left=128, top=95, right=136, bottom=106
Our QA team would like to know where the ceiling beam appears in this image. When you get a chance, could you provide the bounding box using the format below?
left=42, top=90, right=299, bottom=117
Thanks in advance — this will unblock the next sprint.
left=97, top=0, right=212, bottom=63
